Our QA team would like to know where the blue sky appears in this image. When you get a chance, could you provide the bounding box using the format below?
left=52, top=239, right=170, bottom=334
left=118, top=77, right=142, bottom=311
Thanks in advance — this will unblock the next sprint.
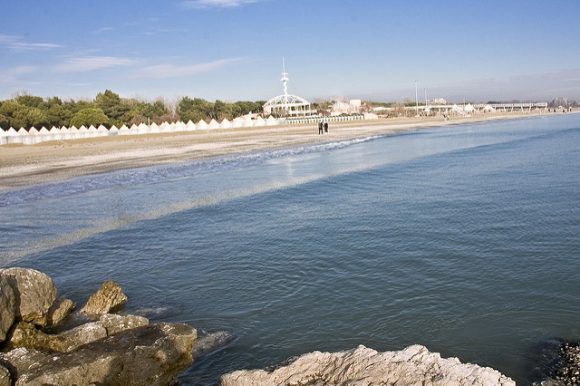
left=1, top=0, right=580, bottom=102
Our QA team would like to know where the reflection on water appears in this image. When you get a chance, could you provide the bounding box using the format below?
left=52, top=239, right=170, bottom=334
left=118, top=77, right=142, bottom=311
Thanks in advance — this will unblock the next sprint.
left=1, top=114, right=580, bottom=384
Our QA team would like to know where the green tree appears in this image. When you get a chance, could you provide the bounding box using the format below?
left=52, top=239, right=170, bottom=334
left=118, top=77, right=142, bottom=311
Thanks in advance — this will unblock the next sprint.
left=95, top=90, right=129, bottom=124
left=10, top=106, right=49, bottom=129
left=15, top=95, right=44, bottom=109
left=70, top=108, right=109, bottom=127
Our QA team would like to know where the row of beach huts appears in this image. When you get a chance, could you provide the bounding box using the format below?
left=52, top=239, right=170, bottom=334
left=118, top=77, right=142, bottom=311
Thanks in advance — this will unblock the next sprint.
left=0, top=114, right=368, bottom=146
left=0, top=115, right=281, bottom=145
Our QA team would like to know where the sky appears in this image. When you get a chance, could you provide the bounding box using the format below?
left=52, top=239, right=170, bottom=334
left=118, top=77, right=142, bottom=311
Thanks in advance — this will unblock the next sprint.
left=1, top=0, right=580, bottom=103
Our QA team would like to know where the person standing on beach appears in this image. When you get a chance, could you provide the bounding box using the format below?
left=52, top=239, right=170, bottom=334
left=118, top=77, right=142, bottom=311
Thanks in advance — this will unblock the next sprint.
left=324, top=121, right=329, bottom=134
left=318, top=121, right=323, bottom=135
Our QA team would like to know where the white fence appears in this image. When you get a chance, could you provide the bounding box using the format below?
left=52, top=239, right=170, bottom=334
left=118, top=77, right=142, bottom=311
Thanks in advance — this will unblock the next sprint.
left=286, top=114, right=364, bottom=125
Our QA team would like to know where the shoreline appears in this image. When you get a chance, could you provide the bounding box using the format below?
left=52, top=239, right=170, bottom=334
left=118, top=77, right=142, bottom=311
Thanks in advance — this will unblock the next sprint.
left=0, top=112, right=570, bottom=190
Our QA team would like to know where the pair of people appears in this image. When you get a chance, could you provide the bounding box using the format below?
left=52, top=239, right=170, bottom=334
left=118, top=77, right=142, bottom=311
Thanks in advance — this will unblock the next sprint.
left=318, top=121, right=329, bottom=135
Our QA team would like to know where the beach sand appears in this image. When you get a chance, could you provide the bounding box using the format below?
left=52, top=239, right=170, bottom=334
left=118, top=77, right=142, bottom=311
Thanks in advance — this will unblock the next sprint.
left=0, top=112, right=551, bottom=190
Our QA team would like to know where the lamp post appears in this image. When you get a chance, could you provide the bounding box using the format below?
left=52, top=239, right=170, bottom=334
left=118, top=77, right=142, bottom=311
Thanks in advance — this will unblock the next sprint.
left=414, top=80, right=419, bottom=117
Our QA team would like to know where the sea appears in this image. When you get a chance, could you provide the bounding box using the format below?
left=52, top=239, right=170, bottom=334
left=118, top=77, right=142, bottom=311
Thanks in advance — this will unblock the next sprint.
left=1, top=113, right=579, bottom=384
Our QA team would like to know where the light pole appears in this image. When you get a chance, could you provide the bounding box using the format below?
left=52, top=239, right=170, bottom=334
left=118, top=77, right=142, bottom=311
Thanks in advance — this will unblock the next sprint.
left=414, top=80, right=419, bottom=117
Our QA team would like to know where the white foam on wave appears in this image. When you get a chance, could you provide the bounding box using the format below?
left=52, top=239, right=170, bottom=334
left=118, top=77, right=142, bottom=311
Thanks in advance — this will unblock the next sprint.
left=0, top=135, right=383, bottom=208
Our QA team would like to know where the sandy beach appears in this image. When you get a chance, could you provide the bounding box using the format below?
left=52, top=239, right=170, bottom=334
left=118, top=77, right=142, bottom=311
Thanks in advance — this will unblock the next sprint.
left=0, top=112, right=555, bottom=190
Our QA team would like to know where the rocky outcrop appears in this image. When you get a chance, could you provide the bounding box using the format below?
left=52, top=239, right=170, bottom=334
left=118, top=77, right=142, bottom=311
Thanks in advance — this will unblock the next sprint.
left=0, top=276, right=16, bottom=343
left=2, top=323, right=196, bottom=386
left=80, top=280, right=127, bottom=315
left=221, top=345, right=515, bottom=386
left=0, top=268, right=56, bottom=327
left=0, top=268, right=201, bottom=386
left=47, top=297, right=75, bottom=328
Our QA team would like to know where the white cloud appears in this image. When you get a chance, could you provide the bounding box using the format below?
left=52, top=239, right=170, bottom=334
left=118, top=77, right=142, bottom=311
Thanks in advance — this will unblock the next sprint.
left=0, top=66, right=36, bottom=83
left=135, top=58, right=244, bottom=79
left=54, top=56, right=136, bottom=73
left=182, top=0, right=257, bottom=9
left=0, top=34, right=62, bottom=51
left=93, top=26, right=115, bottom=34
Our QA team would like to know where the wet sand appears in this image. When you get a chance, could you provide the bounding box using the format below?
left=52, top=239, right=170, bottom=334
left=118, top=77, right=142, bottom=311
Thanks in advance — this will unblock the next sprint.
left=0, top=113, right=549, bottom=190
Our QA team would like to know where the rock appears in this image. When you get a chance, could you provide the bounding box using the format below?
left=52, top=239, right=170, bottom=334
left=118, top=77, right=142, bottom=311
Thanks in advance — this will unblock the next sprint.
left=3, top=323, right=197, bottom=386
left=6, top=314, right=150, bottom=353
left=192, top=331, right=234, bottom=359
left=0, top=268, right=57, bottom=327
left=0, top=364, right=11, bottom=386
left=80, top=280, right=127, bottom=315
left=97, top=314, right=149, bottom=335
left=5, top=321, right=107, bottom=353
left=47, top=298, right=75, bottom=328
left=221, top=345, right=515, bottom=386
left=0, top=276, right=16, bottom=343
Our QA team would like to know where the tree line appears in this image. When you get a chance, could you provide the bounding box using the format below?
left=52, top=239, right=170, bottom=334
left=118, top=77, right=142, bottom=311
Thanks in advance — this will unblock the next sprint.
left=0, top=90, right=265, bottom=130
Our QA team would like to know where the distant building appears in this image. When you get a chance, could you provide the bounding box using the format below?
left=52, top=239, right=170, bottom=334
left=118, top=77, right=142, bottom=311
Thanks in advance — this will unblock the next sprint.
left=429, top=98, right=447, bottom=105
left=330, top=99, right=363, bottom=115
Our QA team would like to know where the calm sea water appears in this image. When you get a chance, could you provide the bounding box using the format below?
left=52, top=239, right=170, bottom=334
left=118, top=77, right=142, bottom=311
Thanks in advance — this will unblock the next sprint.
left=1, top=114, right=580, bottom=384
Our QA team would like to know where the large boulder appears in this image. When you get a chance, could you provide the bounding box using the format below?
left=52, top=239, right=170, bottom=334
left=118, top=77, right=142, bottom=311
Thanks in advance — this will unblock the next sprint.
left=0, top=268, right=57, bottom=327
left=0, top=276, right=16, bottom=343
left=2, top=323, right=197, bottom=386
left=221, top=345, right=515, bottom=386
left=5, top=314, right=149, bottom=353
left=80, top=281, right=127, bottom=315
left=47, top=298, right=75, bottom=328
left=5, top=321, right=107, bottom=353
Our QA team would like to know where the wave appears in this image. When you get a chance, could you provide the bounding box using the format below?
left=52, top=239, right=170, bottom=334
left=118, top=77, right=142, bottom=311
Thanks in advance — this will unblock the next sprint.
left=0, top=135, right=382, bottom=209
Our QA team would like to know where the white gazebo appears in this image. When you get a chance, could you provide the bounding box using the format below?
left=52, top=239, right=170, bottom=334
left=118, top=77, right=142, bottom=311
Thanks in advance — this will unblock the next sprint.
left=263, top=59, right=316, bottom=118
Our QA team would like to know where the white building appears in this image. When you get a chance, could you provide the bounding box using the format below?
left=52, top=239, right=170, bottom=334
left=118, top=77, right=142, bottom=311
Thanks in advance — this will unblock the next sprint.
left=263, top=60, right=316, bottom=118
left=330, top=99, right=363, bottom=115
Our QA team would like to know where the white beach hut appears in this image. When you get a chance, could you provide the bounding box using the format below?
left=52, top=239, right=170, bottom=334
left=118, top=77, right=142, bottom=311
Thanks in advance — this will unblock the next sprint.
left=69, top=126, right=79, bottom=139
left=6, top=128, right=22, bottom=144
left=37, top=127, right=49, bottom=143
left=17, top=128, right=32, bottom=145
left=208, top=119, right=220, bottom=130
left=220, top=118, right=232, bottom=129
left=97, top=125, right=108, bottom=136
left=243, top=117, right=254, bottom=128
left=149, top=122, right=160, bottom=134
left=159, top=122, right=170, bottom=133
left=483, top=105, right=495, bottom=113
left=254, top=116, right=266, bottom=127
left=464, top=104, right=475, bottom=114
left=197, top=119, right=208, bottom=130
left=87, top=125, right=98, bottom=138
left=118, top=124, right=130, bottom=136
left=185, top=120, right=196, bottom=131
left=138, top=123, right=149, bottom=135
left=232, top=117, right=244, bottom=128
left=266, top=116, right=279, bottom=126
left=78, top=125, right=88, bottom=139
left=48, top=126, right=61, bottom=141
left=109, top=125, right=119, bottom=136
left=29, top=127, right=39, bottom=136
